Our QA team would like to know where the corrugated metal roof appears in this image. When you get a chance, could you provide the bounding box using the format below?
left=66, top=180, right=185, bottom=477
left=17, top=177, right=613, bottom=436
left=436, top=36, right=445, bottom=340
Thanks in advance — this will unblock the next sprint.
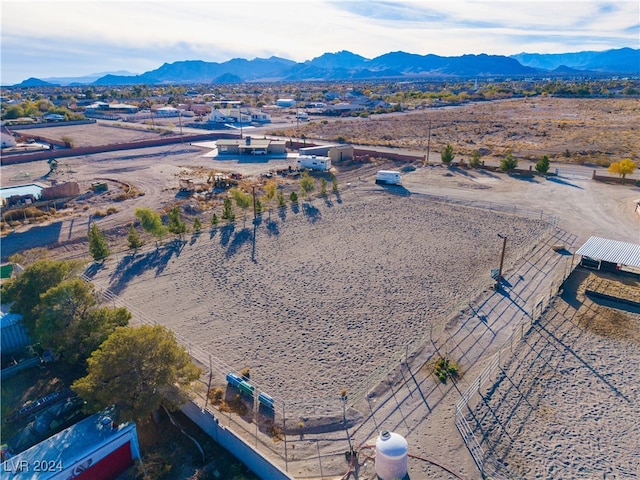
left=575, top=236, right=640, bottom=267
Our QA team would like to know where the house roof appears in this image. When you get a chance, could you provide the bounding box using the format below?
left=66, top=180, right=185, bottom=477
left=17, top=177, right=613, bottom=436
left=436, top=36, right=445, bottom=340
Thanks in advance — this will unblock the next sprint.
left=575, top=236, right=640, bottom=268
left=216, top=138, right=271, bottom=148
left=1, top=408, right=138, bottom=480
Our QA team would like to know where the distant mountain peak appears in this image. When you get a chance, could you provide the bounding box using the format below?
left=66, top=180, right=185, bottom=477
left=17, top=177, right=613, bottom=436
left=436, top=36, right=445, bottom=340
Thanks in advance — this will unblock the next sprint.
left=13, top=47, right=639, bottom=87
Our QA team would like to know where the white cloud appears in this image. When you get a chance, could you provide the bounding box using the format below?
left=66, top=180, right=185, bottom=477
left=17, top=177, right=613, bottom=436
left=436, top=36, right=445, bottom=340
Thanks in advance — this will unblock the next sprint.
left=1, top=0, right=638, bottom=84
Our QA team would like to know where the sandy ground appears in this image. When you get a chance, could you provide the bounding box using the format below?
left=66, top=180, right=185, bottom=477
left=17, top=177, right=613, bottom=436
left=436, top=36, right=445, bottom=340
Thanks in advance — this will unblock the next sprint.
left=465, top=270, right=640, bottom=479
left=88, top=192, right=550, bottom=404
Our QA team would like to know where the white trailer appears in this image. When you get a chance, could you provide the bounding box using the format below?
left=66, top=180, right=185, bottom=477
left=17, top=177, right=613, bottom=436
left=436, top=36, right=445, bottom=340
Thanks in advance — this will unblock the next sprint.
left=375, top=170, right=401, bottom=185
left=297, top=155, right=332, bottom=171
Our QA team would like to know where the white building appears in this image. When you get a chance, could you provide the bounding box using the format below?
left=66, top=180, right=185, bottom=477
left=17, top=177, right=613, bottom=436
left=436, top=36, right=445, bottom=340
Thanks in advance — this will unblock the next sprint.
left=276, top=98, right=296, bottom=107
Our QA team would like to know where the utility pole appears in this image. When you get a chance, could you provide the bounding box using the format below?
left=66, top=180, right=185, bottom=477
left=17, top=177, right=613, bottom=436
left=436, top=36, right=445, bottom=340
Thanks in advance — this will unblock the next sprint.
left=252, top=185, right=258, bottom=220
left=425, top=118, right=432, bottom=165
left=496, top=234, right=507, bottom=289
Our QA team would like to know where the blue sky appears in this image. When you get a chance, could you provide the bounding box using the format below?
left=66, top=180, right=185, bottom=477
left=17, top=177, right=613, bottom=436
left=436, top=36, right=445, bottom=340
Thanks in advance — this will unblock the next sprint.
left=1, top=0, right=638, bottom=85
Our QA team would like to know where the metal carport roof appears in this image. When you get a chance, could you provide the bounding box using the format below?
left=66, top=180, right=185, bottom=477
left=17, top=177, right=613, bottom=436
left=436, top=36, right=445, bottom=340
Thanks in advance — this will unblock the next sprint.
left=575, top=236, right=640, bottom=268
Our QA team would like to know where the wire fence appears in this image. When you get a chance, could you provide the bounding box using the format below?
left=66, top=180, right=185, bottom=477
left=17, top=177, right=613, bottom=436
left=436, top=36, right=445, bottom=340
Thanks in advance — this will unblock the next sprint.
left=77, top=187, right=568, bottom=474
left=453, top=254, right=575, bottom=479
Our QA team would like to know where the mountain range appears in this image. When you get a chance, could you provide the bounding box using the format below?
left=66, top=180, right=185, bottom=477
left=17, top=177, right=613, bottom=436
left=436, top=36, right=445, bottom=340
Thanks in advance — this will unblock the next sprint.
left=16, top=48, right=639, bottom=87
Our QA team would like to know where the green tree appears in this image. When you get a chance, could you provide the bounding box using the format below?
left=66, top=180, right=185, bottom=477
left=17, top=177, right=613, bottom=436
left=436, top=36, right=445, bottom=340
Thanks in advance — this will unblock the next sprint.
left=65, top=307, right=131, bottom=363
left=88, top=223, right=110, bottom=261
left=277, top=190, right=286, bottom=207
left=72, top=325, right=202, bottom=422
left=135, top=208, right=167, bottom=244
left=3, top=105, right=25, bottom=119
left=262, top=180, right=277, bottom=212
left=230, top=188, right=252, bottom=222
left=211, top=213, right=219, bottom=227
left=331, top=174, right=338, bottom=192
left=535, top=155, right=550, bottom=173
left=299, top=171, right=315, bottom=199
left=0, top=259, right=81, bottom=331
left=469, top=150, right=482, bottom=168
left=441, top=144, right=455, bottom=165
left=127, top=224, right=144, bottom=253
left=167, top=207, right=187, bottom=238
left=290, top=191, right=298, bottom=204
left=193, top=217, right=202, bottom=232
left=608, top=158, right=637, bottom=180
left=35, top=278, right=96, bottom=354
left=500, top=151, right=518, bottom=171
left=221, top=198, right=235, bottom=222
left=35, top=278, right=131, bottom=363
left=320, top=178, right=327, bottom=195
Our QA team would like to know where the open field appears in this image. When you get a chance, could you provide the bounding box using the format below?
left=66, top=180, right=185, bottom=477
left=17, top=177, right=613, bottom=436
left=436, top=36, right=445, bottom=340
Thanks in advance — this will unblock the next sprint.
left=280, top=97, right=640, bottom=165
left=88, top=192, right=551, bottom=407
left=12, top=122, right=167, bottom=148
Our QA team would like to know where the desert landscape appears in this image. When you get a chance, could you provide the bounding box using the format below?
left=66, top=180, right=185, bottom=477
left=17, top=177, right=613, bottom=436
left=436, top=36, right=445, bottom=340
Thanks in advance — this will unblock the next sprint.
left=2, top=97, right=639, bottom=479
left=464, top=270, right=640, bottom=479
left=281, top=97, right=639, bottom=165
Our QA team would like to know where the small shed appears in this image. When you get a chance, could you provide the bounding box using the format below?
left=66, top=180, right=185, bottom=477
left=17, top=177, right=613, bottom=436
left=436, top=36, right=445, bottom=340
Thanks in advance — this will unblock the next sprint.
left=575, top=236, right=640, bottom=274
left=1, top=308, right=30, bottom=354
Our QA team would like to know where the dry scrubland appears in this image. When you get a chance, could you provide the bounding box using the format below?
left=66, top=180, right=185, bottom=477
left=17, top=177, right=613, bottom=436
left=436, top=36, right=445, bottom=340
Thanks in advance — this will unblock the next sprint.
left=284, top=98, right=639, bottom=164
left=470, top=271, right=640, bottom=478
left=15, top=122, right=167, bottom=147
left=93, top=192, right=551, bottom=407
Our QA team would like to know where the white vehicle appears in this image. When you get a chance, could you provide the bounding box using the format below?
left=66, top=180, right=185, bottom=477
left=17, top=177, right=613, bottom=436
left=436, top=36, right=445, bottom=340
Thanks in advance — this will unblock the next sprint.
left=375, top=170, right=401, bottom=185
left=297, top=155, right=331, bottom=171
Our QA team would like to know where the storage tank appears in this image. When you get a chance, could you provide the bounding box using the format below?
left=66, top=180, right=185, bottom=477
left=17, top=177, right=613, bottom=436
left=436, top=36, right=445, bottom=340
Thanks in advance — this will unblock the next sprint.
left=375, top=430, right=408, bottom=480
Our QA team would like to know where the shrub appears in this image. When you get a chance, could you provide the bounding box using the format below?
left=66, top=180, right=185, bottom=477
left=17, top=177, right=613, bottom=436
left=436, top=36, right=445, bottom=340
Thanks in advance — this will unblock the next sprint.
left=469, top=150, right=482, bottom=167
left=535, top=155, right=550, bottom=173
left=433, top=357, right=459, bottom=384
left=500, top=151, right=518, bottom=171
left=441, top=143, right=455, bottom=164
left=208, top=387, right=224, bottom=405
left=240, top=367, right=250, bottom=379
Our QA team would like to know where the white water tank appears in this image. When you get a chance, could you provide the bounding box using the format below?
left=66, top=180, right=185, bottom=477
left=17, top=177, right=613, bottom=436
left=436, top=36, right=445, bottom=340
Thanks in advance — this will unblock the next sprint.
left=375, top=430, right=409, bottom=480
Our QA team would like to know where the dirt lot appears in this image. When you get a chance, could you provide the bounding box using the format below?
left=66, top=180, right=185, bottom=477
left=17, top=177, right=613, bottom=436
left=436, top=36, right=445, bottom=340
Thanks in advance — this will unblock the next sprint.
left=12, top=122, right=168, bottom=148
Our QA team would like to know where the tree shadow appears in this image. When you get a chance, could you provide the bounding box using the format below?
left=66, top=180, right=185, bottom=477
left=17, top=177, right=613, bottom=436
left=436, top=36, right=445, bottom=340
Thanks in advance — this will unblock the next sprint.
left=189, top=231, right=201, bottom=246
left=335, top=191, right=343, bottom=204
left=477, top=169, right=500, bottom=179
left=278, top=205, right=287, bottom=221
left=302, top=202, right=321, bottom=222
left=449, top=165, right=476, bottom=178
left=84, top=262, right=106, bottom=278
left=220, top=223, right=235, bottom=247
left=291, top=202, right=300, bottom=214
left=209, top=227, right=218, bottom=241
left=508, top=173, right=539, bottom=183
left=226, top=227, right=253, bottom=257
left=324, top=195, right=333, bottom=207
left=266, top=220, right=280, bottom=236
left=107, top=244, right=179, bottom=294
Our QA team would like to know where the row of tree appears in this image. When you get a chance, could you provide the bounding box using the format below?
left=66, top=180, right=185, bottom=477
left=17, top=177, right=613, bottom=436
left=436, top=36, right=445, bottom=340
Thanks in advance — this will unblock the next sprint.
left=440, top=143, right=637, bottom=178
left=1, top=258, right=201, bottom=421
left=87, top=173, right=339, bottom=261
left=440, top=143, right=548, bottom=172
